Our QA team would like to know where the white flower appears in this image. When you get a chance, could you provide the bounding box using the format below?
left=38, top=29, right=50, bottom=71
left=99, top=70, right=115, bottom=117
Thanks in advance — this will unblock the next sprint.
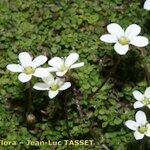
left=100, top=23, right=149, bottom=55
left=7, top=52, right=49, bottom=83
left=47, top=53, right=84, bottom=77
left=144, top=0, right=150, bottom=10
left=33, top=74, right=71, bottom=99
left=125, top=111, right=150, bottom=140
left=133, top=87, right=150, bottom=109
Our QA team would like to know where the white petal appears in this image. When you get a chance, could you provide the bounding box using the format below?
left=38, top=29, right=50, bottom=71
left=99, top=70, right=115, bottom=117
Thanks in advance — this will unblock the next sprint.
left=59, top=82, right=71, bottom=91
left=46, top=67, right=58, bottom=72
left=125, top=120, right=138, bottom=131
left=100, top=34, right=117, bottom=43
left=135, top=111, right=147, bottom=124
left=70, top=62, right=84, bottom=69
left=134, top=131, right=144, bottom=140
left=107, top=23, right=124, bottom=38
left=144, top=0, right=150, bottom=10
left=32, top=55, right=47, bottom=68
left=145, top=129, right=150, bottom=137
left=42, top=74, right=54, bottom=85
left=65, top=53, right=79, bottom=67
left=144, top=87, right=150, bottom=98
left=7, top=64, right=23, bottom=72
left=33, top=83, right=49, bottom=90
left=18, top=73, right=32, bottom=83
left=48, top=90, right=59, bottom=99
left=55, top=78, right=64, bottom=86
left=134, top=101, right=144, bottom=109
left=114, top=43, right=129, bottom=55
left=18, top=52, right=32, bottom=67
left=130, top=36, right=149, bottom=47
left=125, top=24, right=141, bottom=40
left=56, top=70, right=68, bottom=77
left=147, top=104, right=150, bottom=109
left=33, top=68, right=49, bottom=78
left=133, top=90, right=144, bottom=101
left=48, top=57, right=64, bottom=68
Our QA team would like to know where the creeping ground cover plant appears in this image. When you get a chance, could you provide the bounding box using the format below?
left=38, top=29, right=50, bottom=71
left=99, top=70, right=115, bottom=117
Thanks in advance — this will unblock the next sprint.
left=1, top=0, right=150, bottom=150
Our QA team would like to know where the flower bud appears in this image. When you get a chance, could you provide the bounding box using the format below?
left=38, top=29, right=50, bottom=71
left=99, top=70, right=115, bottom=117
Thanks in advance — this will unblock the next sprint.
left=26, top=113, right=36, bottom=124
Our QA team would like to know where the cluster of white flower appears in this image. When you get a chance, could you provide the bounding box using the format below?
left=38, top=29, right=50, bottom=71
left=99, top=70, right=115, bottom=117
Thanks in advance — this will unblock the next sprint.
left=100, top=2, right=150, bottom=140
left=7, top=52, right=84, bottom=99
left=125, top=111, right=150, bottom=140
left=125, top=87, right=150, bottom=140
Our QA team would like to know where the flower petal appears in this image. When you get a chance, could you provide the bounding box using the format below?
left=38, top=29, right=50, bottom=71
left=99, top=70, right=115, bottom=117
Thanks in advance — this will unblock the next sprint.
left=107, top=23, right=124, bottom=38
left=134, top=131, right=144, bottom=140
left=33, top=68, right=49, bottom=78
left=147, top=104, right=150, bottom=109
left=32, top=55, right=47, bottom=68
left=125, top=120, right=138, bottom=131
left=114, top=43, right=129, bottom=55
left=56, top=70, right=68, bottom=77
left=135, top=111, right=147, bottom=124
left=130, top=36, right=149, bottom=47
left=100, top=34, right=117, bottom=43
left=65, top=53, right=79, bottom=67
left=55, top=78, right=64, bottom=86
left=48, top=90, right=59, bottom=99
left=46, top=67, right=58, bottom=72
left=144, top=0, right=150, bottom=10
left=125, top=24, right=141, bottom=40
left=59, top=82, right=71, bottom=91
left=18, top=52, right=32, bottom=67
left=48, top=57, right=64, bottom=68
left=134, top=101, right=144, bottom=109
left=133, top=90, right=144, bottom=101
left=144, top=87, right=150, bottom=98
left=42, top=74, right=54, bottom=85
left=70, top=62, right=84, bottom=69
left=33, top=83, right=49, bottom=90
left=145, top=128, right=150, bottom=137
left=7, top=64, right=23, bottom=72
left=18, top=73, right=32, bottom=83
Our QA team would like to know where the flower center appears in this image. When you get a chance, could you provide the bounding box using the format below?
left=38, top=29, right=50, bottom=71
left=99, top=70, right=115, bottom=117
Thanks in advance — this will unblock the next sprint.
left=60, top=64, right=67, bottom=72
left=142, top=97, right=150, bottom=105
left=138, top=125, right=147, bottom=134
left=118, top=36, right=129, bottom=45
left=50, top=83, right=59, bottom=91
left=24, top=67, right=35, bottom=75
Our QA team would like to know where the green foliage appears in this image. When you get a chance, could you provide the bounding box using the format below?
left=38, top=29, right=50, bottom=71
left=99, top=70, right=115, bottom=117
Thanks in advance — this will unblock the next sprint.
left=0, top=0, right=150, bottom=150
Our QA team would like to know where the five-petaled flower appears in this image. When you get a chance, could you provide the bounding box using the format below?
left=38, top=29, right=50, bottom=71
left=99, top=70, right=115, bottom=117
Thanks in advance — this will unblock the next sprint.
left=133, top=87, right=150, bottom=109
left=7, top=52, right=49, bottom=83
left=125, top=111, right=150, bottom=140
left=47, top=53, right=84, bottom=77
left=100, top=23, right=149, bottom=55
left=33, top=74, right=71, bottom=99
left=144, top=0, right=150, bottom=10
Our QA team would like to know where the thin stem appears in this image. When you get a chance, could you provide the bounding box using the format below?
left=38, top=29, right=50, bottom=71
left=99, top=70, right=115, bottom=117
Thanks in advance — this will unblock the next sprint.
left=64, top=96, right=71, bottom=139
left=25, top=81, right=35, bottom=125
left=72, top=88, right=84, bottom=117
left=26, top=81, right=33, bottom=114
left=89, top=56, right=121, bottom=99
left=139, top=138, right=147, bottom=150
left=60, top=91, right=71, bottom=141
left=66, top=74, right=84, bottom=118
left=75, top=98, right=83, bottom=117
